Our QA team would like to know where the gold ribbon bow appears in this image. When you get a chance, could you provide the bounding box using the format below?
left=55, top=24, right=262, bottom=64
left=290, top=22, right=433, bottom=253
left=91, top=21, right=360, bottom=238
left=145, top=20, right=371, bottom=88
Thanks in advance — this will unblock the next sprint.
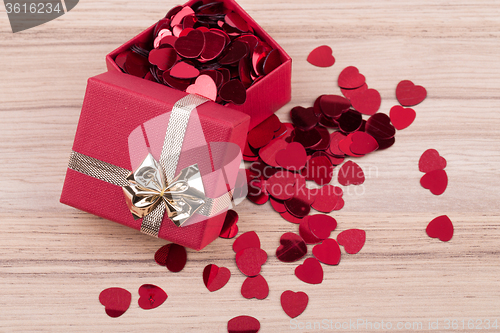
left=122, top=153, right=206, bottom=227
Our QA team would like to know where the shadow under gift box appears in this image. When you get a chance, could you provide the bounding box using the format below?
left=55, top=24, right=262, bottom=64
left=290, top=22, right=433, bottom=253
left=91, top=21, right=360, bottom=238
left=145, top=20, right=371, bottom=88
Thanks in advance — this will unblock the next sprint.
left=61, top=0, right=291, bottom=250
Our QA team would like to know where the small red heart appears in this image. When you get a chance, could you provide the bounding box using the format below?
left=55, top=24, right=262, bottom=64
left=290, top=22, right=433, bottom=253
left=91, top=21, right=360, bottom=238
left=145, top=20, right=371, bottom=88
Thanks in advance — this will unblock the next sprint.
left=276, top=232, right=307, bottom=262
left=341, top=83, right=368, bottom=100
left=154, top=243, right=187, bottom=272
left=307, top=45, right=335, bottom=68
left=219, top=79, right=247, bottom=105
left=219, top=209, right=239, bottom=239
left=313, top=238, right=341, bottom=265
left=319, top=95, right=351, bottom=119
left=220, top=40, right=249, bottom=65
left=281, top=290, right=309, bottom=318
left=275, top=142, right=307, bottom=171
left=390, top=105, right=416, bottom=130
left=174, top=28, right=205, bottom=58
left=259, top=138, right=288, bottom=167
left=350, top=88, right=381, bottom=115
left=419, top=149, right=447, bottom=173
left=295, top=258, right=323, bottom=284
left=302, top=156, right=334, bottom=186
left=310, top=185, right=343, bottom=213
left=233, top=231, right=261, bottom=253
left=138, top=284, right=168, bottom=310
left=299, top=216, right=322, bottom=244
left=186, top=74, right=217, bottom=101
left=420, top=169, right=448, bottom=195
left=228, top=315, right=260, bottom=333
left=236, top=247, right=268, bottom=277
left=200, top=30, right=226, bottom=61
left=337, top=229, right=366, bottom=254
left=241, top=274, right=269, bottom=299
left=148, top=47, right=177, bottom=71
left=338, top=66, right=365, bottom=89
left=426, top=215, right=453, bottom=242
left=338, top=160, right=365, bottom=186
left=99, top=287, right=131, bottom=318
left=349, top=132, right=379, bottom=155
left=365, top=113, right=396, bottom=140
left=170, top=61, right=200, bottom=79
left=203, top=264, right=231, bottom=292
left=290, top=106, right=319, bottom=130
left=267, top=170, right=298, bottom=201
left=308, top=214, right=337, bottom=240
left=396, top=80, right=427, bottom=106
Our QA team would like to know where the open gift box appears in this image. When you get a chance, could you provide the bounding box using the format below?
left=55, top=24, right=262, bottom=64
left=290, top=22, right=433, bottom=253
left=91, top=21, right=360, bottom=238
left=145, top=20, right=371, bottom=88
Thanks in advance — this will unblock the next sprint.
left=61, top=0, right=291, bottom=250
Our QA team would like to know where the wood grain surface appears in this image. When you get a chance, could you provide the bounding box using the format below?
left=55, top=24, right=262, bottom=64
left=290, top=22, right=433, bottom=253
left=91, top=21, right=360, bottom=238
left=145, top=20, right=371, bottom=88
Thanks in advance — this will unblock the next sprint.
left=1, top=0, right=500, bottom=332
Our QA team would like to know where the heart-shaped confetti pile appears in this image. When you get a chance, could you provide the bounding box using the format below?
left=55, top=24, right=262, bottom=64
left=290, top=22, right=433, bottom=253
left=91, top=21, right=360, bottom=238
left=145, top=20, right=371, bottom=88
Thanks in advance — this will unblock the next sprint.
left=99, top=288, right=132, bottom=318
left=114, top=2, right=284, bottom=105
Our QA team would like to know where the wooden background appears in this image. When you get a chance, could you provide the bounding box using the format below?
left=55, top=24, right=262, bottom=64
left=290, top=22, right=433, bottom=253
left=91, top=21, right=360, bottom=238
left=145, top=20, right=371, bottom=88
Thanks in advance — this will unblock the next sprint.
left=1, top=0, right=500, bottom=332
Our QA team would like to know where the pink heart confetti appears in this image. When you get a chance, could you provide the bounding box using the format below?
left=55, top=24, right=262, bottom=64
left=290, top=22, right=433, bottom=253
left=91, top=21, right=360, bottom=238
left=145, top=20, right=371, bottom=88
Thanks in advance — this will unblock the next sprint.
left=170, top=61, right=200, bottom=79
left=186, top=74, right=217, bottom=101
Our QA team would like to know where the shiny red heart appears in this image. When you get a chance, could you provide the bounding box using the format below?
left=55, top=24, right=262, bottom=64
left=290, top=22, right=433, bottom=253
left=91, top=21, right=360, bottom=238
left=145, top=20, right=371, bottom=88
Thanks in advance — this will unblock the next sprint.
left=290, top=106, right=318, bottom=130
left=233, top=231, right=261, bottom=253
left=267, top=170, right=298, bottom=201
left=284, top=196, right=311, bottom=218
left=390, top=105, right=416, bottom=130
left=338, top=66, right=365, bottom=89
left=341, top=83, right=368, bottom=100
left=338, top=160, right=365, bottom=186
left=219, top=79, right=247, bottom=105
left=170, top=61, right=200, bottom=79
left=259, top=138, right=288, bottom=167
left=236, top=247, right=268, bottom=276
left=365, top=113, right=396, bottom=140
left=228, top=315, right=260, bottom=333
left=154, top=243, right=187, bottom=272
left=396, top=80, right=427, bottom=106
left=299, top=216, right=322, bottom=244
left=337, top=229, right=366, bottom=254
left=276, top=232, right=307, bottom=262
left=99, top=287, right=131, bottom=318
left=263, top=49, right=282, bottom=74
left=302, top=156, right=334, bottom=186
left=281, top=290, right=309, bottom=318
left=203, top=264, right=231, bottom=292
left=420, top=169, right=448, bottom=195
left=295, top=258, right=323, bottom=284
left=307, top=45, right=335, bottom=68
left=138, top=284, right=168, bottom=310
left=426, top=215, right=453, bottom=242
left=148, top=47, right=177, bottom=71
left=174, top=28, right=205, bottom=58
left=350, top=88, right=381, bottom=115
left=349, top=131, right=379, bottom=155
left=241, top=274, right=269, bottom=299
left=319, top=95, right=351, bottom=119
left=312, top=238, right=341, bottom=265
left=308, top=214, right=337, bottom=240
left=275, top=142, right=307, bottom=171
left=200, top=30, right=226, bottom=61
left=186, top=74, right=217, bottom=101
left=219, top=209, right=239, bottom=239
left=219, top=40, right=249, bottom=65
left=310, top=185, right=343, bottom=213
left=419, top=149, right=447, bottom=173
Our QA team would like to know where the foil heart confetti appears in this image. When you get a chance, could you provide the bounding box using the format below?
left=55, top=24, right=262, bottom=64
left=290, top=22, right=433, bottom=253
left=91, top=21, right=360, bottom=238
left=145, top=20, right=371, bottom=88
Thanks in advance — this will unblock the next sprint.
left=276, top=232, right=308, bottom=262
left=138, top=284, right=168, bottom=310
left=241, top=275, right=269, bottom=299
left=295, top=258, right=323, bottom=284
left=228, top=315, right=261, bottom=333
left=281, top=290, right=309, bottom=318
left=154, top=243, right=187, bottom=272
left=426, top=215, right=454, bottom=242
left=219, top=209, right=239, bottom=239
left=337, top=229, right=366, bottom=254
left=99, top=288, right=132, bottom=318
left=312, top=238, right=342, bottom=265
left=203, top=264, right=231, bottom=292
left=307, top=45, right=335, bottom=68
left=396, top=80, right=427, bottom=106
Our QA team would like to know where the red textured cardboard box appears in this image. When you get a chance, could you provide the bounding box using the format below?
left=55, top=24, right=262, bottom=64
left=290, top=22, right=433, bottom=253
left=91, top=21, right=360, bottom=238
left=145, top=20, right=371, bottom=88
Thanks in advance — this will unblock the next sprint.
left=61, top=0, right=291, bottom=250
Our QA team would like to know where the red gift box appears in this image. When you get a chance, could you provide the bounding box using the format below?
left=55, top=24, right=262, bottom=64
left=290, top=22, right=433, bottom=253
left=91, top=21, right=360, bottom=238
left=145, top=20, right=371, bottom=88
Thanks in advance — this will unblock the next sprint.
left=61, top=0, right=291, bottom=250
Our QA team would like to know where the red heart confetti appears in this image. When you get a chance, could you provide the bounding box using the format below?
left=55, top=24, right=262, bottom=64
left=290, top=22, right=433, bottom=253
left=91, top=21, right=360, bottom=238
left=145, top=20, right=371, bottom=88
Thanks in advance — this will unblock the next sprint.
left=337, top=229, right=366, bottom=254
left=259, top=138, right=288, bottom=167
left=267, top=170, right=297, bottom=201
left=270, top=197, right=287, bottom=213
left=174, top=28, right=205, bottom=58
left=154, top=243, right=187, bottom=273
left=310, top=185, right=343, bottom=213
left=290, top=106, right=318, bottom=131
left=170, top=61, right=200, bottom=79
left=295, top=258, right=323, bottom=284
left=365, top=113, right=396, bottom=140
left=349, top=131, right=379, bottom=155
left=203, top=264, right=231, bottom=292
left=228, top=315, right=261, bottom=333
left=426, top=215, right=454, bottom=242
left=138, top=284, right=168, bottom=310
left=235, top=247, right=268, bottom=277
left=390, top=105, right=416, bottom=130
left=338, top=160, right=365, bottom=186
left=338, top=66, right=365, bottom=89
left=186, top=74, right=217, bottom=101
left=280, top=211, right=304, bottom=224
left=219, top=79, right=247, bottom=105
left=308, top=214, right=337, bottom=240
left=148, top=47, right=177, bottom=71
left=219, top=209, right=239, bottom=239
left=307, top=45, right=335, bottom=68
left=233, top=231, right=261, bottom=253
left=396, top=80, right=427, bottom=106
left=319, top=95, right=351, bottom=119
left=281, top=290, right=309, bottom=318
left=299, top=216, right=322, bottom=244
left=420, top=169, right=448, bottom=195
left=312, top=238, right=341, bottom=265
left=350, top=88, right=381, bottom=115
left=341, top=83, right=368, bottom=100
left=276, top=232, right=307, bottom=262
left=99, top=288, right=131, bottom=318
left=275, top=142, right=307, bottom=171
left=241, top=274, right=269, bottom=300
left=419, top=149, right=447, bottom=173
left=284, top=196, right=311, bottom=218
left=302, top=156, right=334, bottom=186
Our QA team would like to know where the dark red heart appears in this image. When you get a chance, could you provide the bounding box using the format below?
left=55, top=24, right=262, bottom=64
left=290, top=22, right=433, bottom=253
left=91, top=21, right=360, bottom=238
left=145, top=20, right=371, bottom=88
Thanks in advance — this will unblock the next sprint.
left=154, top=243, right=187, bottom=272
left=390, top=105, right=416, bottom=130
left=99, top=287, right=131, bottom=318
left=337, top=229, right=366, bottom=254
left=233, top=231, right=261, bottom=253
left=174, top=28, right=205, bottom=58
left=219, top=40, right=249, bottom=65
left=228, top=315, right=260, bottom=333
left=235, top=247, right=268, bottom=276
left=276, top=232, right=307, bottom=262
left=241, top=274, right=269, bottom=299
left=266, top=170, right=298, bottom=201
left=281, top=290, right=309, bottom=318
left=275, top=142, right=307, bottom=171
left=319, top=95, right=351, bottom=119
left=219, top=209, right=239, bottom=239
left=295, top=258, right=323, bottom=284
left=365, top=113, right=396, bottom=140
left=419, top=149, right=447, bottom=173
left=396, top=80, right=427, bottom=106
left=307, top=45, right=335, bottom=68
left=200, top=30, right=226, bottom=61
left=219, top=79, right=247, bottom=105
left=148, top=47, right=177, bottom=71
left=426, top=215, right=453, bottom=242
left=338, top=160, right=365, bottom=186
left=290, top=106, right=318, bottom=130
left=312, top=238, right=341, bottom=265
left=420, top=169, right=448, bottom=195
left=302, top=156, right=334, bottom=186
left=138, top=284, right=168, bottom=310
left=350, top=88, right=381, bottom=115
left=338, top=66, right=365, bottom=89
left=203, top=264, right=231, bottom=292
left=308, top=214, right=337, bottom=240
